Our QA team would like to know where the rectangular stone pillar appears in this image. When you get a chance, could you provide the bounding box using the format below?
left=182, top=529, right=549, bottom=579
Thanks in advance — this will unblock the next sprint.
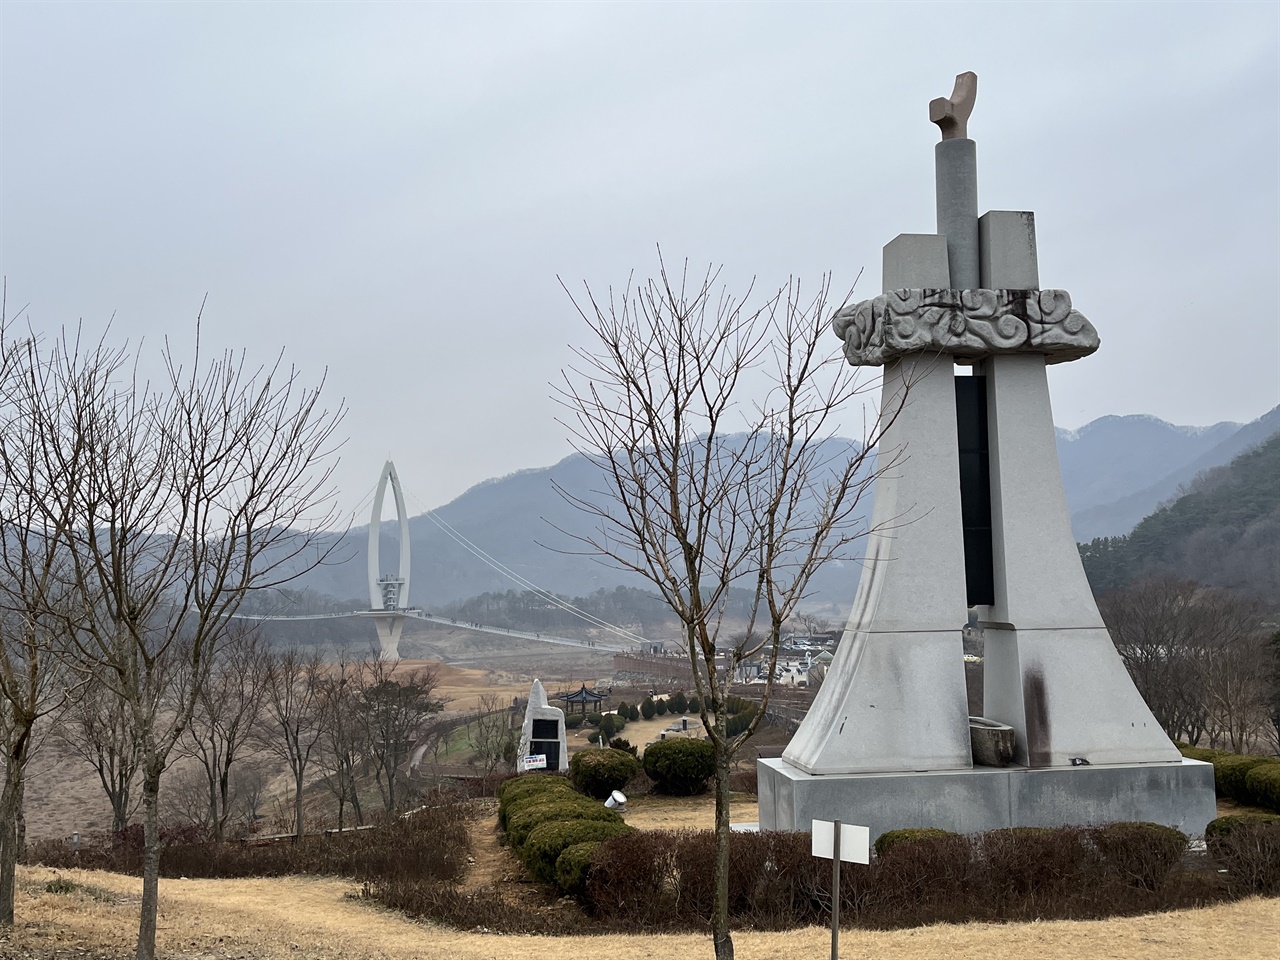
left=781, top=355, right=972, bottom=775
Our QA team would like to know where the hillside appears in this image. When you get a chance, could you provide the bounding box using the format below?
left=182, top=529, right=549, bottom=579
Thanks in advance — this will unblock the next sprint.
left=1079, top=432, right=1280, bottom=602
left=1067, top=406, right=1280, bottom=541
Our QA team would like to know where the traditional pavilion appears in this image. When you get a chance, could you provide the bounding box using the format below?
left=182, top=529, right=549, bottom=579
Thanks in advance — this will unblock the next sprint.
left=556, top=683, right=609, bottom=716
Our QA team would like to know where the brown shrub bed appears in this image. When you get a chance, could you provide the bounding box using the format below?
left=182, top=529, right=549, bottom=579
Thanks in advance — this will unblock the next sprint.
left=24, top=803, right=470, bottom=884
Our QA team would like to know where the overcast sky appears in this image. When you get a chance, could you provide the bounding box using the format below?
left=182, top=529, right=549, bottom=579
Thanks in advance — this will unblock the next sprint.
left=2, top=1, right=1277, bottom=524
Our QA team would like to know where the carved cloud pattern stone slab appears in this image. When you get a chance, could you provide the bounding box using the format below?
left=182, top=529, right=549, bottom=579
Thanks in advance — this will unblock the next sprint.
left=832, top=289, right=1099, bottom=366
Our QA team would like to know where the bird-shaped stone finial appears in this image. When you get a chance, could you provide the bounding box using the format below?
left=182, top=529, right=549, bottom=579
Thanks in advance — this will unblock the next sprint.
left=930, top=71, right=977, bottom=140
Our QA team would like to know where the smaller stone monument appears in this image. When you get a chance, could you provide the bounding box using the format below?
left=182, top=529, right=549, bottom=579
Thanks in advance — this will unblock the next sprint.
left=517, top=679, right=568, bottom=773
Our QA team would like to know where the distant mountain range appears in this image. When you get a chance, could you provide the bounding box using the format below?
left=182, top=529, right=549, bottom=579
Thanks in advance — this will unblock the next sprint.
left=1059, top=405, right=1280, bottom=542
left=287, top=436, right=874, bottom=614
left=281, top=405, right=1280, bottom=611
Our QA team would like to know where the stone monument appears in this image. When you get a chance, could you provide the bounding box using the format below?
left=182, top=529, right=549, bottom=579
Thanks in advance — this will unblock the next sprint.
left=757, top=73, right=1216, bottom=840
left=517, top=679, right=569, bottom=773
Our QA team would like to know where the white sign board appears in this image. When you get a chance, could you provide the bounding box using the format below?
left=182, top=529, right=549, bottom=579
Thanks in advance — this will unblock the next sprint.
left=521, top=754, right=547, bottom=771
left=810, top=819, right=869, bottom=864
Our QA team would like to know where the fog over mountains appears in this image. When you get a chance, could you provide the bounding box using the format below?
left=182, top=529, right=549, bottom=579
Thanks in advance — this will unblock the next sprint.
left=284, top=405, right=1280, bottom=612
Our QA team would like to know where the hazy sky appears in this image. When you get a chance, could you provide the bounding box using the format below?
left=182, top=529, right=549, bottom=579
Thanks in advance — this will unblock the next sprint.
left=3, top=1, right=1277, bottom=524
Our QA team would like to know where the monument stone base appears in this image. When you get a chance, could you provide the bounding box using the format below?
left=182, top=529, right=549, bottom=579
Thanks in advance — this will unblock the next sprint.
left=757, top=757, right=1216, bottom=840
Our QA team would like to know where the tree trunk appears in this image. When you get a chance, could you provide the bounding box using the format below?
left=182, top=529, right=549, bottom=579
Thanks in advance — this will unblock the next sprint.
left=216, top=761, right=232, bottom=842
left=15, top=779, right=25, bottom=862
left=294, top=768, right=305, bottom=839
left=135, top=762, right=162, bottom=960
left=207, top=772, right=220, bottom=842
left=712, top=740, right=733, bottom=960
left=0, top=731, right=29, bottom=927
left=111, top=782, right=131, bottom=834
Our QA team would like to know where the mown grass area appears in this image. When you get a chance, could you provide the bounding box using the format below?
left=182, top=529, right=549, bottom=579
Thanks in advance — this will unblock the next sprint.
left=8, top=865, right=1280, bottom=960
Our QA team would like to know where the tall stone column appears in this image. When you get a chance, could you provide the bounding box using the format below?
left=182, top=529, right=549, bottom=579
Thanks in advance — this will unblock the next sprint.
left=781, top=235, right=972, bottom=776
left=977, top=213, right=1179, bottom=766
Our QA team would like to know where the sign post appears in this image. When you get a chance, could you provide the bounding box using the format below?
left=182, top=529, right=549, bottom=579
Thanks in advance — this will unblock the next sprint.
left=811, top=819, right=869, bottom=960
left=831, top=819, right=841, bottom=960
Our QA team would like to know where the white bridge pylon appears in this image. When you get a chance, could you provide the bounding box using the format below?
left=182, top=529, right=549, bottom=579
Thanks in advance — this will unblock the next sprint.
left=369, top=460, right=411, bottom=659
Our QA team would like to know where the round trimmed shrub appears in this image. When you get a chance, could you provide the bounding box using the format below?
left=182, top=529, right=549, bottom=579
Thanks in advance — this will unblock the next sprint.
left=874, top=827, right=959, bottom=858
left=643, top=737, right=716, bottom=795
left=524, top=819, right=633, bottom=885
left=1206, top=814, right=1280, bottom=894
left=616, top=700, right=629, bottom=717
left=1205, top=812, right=1280, bottom=842
left=655, top=698, right=669, bottom=716
left=640, top=698, right=656, bottom=720
left=671, top=690, right=688, bottom=714
left=1092, top=822, right=1187, bottom=891
left=726, top=705, right=758, bottom=738
left=687, top=696, right=701, bottom=714
left=555, top=841, right=600, bottom=895
left=628, top=704, right=640, bottom=721
left=585, top=712, right=604, bottom=728
left=600, top=713, right=626, bottom=738
left=1244, top=762, right=1280, bottom=812
left=570, top=747, right=639, bottom=799
left=564, top=713, right=584, bottom=730
left=506, top=797, right=621, bottom=850
left=586, top=730, right=603, bottom=745
left=1215, top=755, right=1278, bottom=803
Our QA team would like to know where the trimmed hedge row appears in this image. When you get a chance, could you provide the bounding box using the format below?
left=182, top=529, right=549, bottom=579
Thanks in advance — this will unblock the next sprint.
left=496, top=773, right=577, bottom=830
left=1177, top=744, right=1280, bottom=812
left=578, top=821, right=1198, bottom=931
left=874, top=828, right=958, bottom=858
left=497, top=771, right=633, bottom=893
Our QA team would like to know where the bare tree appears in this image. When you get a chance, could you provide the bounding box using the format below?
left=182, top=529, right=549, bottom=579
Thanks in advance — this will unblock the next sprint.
left=1101, top=578, right=1211, bottom=744
left=0, top=322, right=111, bottom=925
left=352, top=660, right=445, bottom=813
left=58, top=670, right=142, bottom=834
left=1266, top=630, right=1280, bottom=756
left=1201, top=607, right=1272, bottom=753
left=183, top=624, right=267, bottom=840
left=466, top=692, right=515, bottom=776
left=792, top=613, right=831, bottom=638
left=1101, top=577, right=1270, bottom=750
left=43, top=328, right=342, bottom=960
left=160, top=765, right=212, bottom=831
left=260, top=642, right=326, bottom=838
left=554, top=258, right=897, bottom=960
left=229, top=759, right=271, bottom=831
left=316, top=650, right=364, bottom=830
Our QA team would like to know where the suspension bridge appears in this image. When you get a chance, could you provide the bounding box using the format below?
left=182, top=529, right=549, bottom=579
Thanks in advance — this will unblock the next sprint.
left=241, top=460, right=649, bottom=659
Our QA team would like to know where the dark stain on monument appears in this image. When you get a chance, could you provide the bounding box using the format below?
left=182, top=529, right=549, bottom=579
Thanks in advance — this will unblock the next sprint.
left=1023, top=669, right=1051, bottom=767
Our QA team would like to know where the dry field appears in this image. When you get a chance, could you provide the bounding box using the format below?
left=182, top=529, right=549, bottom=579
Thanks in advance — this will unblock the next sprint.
left=7, top=865, right=1279, bottom=960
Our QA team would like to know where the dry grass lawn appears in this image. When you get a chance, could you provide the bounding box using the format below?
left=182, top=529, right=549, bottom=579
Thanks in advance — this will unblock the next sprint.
left=8, top=865, right=1279, bottom=960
